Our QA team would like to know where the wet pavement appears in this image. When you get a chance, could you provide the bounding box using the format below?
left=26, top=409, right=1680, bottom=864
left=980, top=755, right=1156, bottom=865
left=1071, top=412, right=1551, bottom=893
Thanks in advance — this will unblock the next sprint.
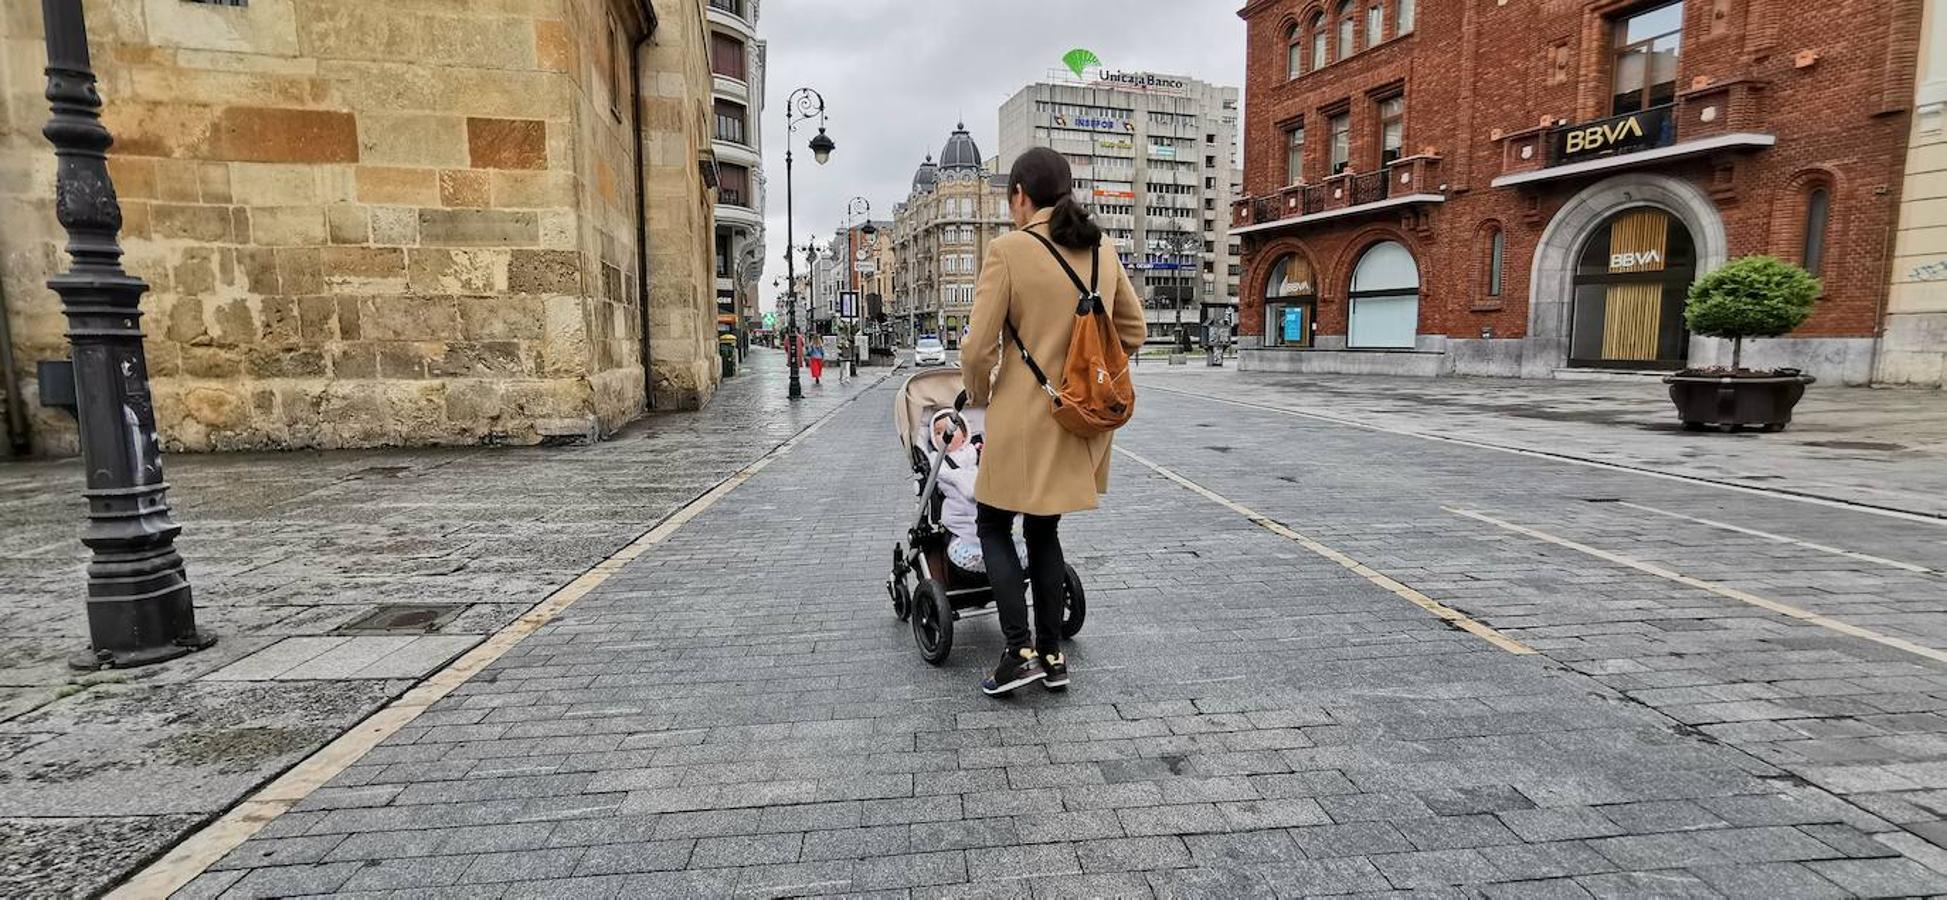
left=0, top=349, right=891, bottom=898
left=164, top=366, right=1947, bottom=899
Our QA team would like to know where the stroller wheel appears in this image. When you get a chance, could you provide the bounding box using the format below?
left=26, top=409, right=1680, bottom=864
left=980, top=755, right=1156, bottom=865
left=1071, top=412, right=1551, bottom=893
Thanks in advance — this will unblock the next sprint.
left=889, top=576, right=911, bottom=622
left=912, top=579, right=953, bottom=666
left=1060, top=564, right=1087, bottom=639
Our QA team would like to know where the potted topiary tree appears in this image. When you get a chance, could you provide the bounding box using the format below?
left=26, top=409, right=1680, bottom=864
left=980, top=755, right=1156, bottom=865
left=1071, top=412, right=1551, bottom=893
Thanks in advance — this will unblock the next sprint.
left=1665, top=255, right=1820, bottom=432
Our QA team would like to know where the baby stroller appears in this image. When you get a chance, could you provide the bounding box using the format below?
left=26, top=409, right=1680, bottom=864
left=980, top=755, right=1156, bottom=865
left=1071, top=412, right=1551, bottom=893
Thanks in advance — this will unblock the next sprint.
left=887, top=368, right=1086, bottom=665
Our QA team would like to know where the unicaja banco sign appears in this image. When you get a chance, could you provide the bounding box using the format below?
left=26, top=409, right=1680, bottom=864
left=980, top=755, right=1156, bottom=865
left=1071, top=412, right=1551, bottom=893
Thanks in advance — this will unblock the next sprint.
left=1096, top=70, right=1188, bottom=93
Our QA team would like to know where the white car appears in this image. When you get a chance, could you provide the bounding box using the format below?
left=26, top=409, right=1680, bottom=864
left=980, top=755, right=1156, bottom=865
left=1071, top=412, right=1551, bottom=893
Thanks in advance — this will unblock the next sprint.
left=914, top=338, right=947, bottom=366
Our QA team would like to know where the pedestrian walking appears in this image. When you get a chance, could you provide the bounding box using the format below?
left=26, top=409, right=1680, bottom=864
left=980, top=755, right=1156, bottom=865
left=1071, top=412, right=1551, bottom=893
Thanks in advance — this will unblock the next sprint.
left=807, top=334, right=825, bottom=385
left=836, top=332, right=853, bottom=385
left=961, top=147, right=1146, bottom=696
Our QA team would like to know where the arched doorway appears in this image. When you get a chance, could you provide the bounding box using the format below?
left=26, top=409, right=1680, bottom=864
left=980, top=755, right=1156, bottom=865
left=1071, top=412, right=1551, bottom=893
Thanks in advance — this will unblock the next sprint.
left=1262, top=254, right=1317, bottom=348
left=1348, top=241, right=1420, bottom=349
left=1568, top=207, right=1696, bottom=368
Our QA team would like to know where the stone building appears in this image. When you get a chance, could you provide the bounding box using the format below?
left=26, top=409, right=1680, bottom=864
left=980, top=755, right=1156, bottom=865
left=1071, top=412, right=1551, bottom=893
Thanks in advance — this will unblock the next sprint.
left=0, top=0, right=724, bottom=456
left=1231, top=0, right=1926, bottom=383
left=1883, top=0, right=1945, bottom=386
left=889, top=125, right=1011, bottom=347
left=998, top=71, right=1243, bottom=346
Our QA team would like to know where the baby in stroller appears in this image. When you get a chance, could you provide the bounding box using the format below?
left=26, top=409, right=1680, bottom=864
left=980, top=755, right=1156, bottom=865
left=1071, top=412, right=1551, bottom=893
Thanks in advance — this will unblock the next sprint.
left=927, top=409, right=1024, bottom=574
left=890, top=367, right=1084, bottom=668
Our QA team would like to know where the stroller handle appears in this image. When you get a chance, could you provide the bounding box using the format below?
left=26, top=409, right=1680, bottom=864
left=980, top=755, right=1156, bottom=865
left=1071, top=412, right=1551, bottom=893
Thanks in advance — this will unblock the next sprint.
left=954, top=389, right=968, bottom=413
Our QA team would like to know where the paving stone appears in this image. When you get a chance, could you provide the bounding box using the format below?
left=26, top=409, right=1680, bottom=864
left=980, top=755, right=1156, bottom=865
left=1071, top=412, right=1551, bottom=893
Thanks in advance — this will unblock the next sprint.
left=1806, top=856, right=1947, bottom=896
left=1686, top=861, right=1849, bottom=899
left=1076, top=836, right=1193, bottom=873
left=966, top=841, right=1080, bottom=880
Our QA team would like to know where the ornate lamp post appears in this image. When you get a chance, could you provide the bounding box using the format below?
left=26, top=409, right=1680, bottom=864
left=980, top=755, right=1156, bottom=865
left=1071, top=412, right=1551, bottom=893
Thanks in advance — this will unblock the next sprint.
left=39, top=0, right=214, bottom=668
left=783, top=87, right=834, bottom=401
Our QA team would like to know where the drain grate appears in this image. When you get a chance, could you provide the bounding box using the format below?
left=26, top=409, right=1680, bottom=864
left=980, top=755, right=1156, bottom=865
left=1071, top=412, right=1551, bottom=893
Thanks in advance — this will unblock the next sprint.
left=335, top=604, right=463, bottom=635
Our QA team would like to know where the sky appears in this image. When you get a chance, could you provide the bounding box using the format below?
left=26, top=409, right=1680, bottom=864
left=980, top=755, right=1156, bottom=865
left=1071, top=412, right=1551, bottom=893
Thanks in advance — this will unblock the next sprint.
left=751, top=0, right=1249, bottom=316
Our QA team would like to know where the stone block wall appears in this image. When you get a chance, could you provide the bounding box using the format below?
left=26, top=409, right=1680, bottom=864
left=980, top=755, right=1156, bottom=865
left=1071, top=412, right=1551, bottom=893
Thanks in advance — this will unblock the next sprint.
left=641, top=0, right=721, bottom=411
left=0, top=0, right=674, bottom=453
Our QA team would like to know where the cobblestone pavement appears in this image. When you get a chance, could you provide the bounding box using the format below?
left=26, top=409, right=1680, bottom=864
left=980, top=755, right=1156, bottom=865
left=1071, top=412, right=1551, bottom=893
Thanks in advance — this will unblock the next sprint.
left=0, top=349, right=890, bottom=899
left=182, top=369, right=1947, bottom=898
left=1169, top=365, right=1947, bottom=517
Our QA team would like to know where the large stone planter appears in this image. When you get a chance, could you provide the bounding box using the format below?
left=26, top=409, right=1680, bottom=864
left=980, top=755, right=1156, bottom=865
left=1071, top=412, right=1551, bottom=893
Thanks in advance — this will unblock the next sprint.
left=1664, top=371, right=1815, bottom=432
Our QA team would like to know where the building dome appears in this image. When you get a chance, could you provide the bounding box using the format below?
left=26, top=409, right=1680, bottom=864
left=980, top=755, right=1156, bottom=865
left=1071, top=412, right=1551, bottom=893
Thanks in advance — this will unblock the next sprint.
left=939, top=123, right=982, bottom=171
left=911, top=154, right=938, bottom=193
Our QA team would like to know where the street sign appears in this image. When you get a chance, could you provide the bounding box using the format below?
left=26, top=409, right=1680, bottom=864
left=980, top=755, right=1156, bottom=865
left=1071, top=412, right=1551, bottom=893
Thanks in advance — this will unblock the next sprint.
left=838, top=290, right=859, bottom=318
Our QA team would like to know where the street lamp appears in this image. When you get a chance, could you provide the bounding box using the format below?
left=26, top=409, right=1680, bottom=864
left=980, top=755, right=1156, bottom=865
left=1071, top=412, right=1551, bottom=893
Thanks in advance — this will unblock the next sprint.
left=38, top=0, right=214, bottom=668
left=784, top=87, right=834, bottom=401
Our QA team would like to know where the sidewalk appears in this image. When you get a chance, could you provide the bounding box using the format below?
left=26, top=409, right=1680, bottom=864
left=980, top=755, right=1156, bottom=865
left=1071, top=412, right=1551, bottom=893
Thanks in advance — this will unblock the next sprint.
left=1143, top=365, right=1947, bottom=517
left=0, top=349, right=893, bottom=898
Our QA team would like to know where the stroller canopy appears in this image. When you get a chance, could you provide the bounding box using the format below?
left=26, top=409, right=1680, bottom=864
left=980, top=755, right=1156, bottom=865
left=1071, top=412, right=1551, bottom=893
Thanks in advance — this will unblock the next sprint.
left=893, top=368, right=985, bottom=454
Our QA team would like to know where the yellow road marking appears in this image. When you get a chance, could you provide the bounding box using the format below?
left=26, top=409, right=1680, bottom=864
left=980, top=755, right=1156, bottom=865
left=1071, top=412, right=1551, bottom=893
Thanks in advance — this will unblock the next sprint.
left=1115, top=447, right=1534, bottom=656
left=1612, top=501, right=1937, bottom=575
left=108, top=384, right=876, bottom=899
left=1446, top=507, right=1947, bottom=666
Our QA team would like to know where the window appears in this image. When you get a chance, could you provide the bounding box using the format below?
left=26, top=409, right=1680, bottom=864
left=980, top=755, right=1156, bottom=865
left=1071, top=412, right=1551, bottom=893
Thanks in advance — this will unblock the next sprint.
left=1378, top=96, right=1404, bottom=166
left=1329, top=113, right=1351, bottom=174
left=1310, top=14, right=1328, bottom=69
left=1337, top=2, right=1357, bottom=59
left=1802, top=187, right=1830, bottom=274
left=1486, top=226, right=1506, bottom=296
left=710, top=32, right=747, bottom=81
left=607, top=13, right=624, bottom=120
left=1284, top=123, right=1305, bottom=184
left=717, top=163, right=751, bottom=207
left=1349, top=241, right=1421, bottom=349
left=1610, top=1, right=1683, bottom=114
left=713, top=100, right=747, bottom=145
left=1397, top=0, right=1415, bottom=33
left=1286, top=25, right=1302, bottom=79
left=1367, top=4, right=1384, bottom=47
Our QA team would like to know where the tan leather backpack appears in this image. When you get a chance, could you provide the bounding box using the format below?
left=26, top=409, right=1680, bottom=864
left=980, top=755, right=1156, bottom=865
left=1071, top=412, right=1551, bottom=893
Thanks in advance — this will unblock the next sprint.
left=1007, top=231, right=1136, bottom=438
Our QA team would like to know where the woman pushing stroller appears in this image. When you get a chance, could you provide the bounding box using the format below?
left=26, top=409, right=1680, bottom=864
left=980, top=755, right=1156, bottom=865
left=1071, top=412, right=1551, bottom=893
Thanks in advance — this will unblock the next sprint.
left=958, top=147, right=1146, bottom=696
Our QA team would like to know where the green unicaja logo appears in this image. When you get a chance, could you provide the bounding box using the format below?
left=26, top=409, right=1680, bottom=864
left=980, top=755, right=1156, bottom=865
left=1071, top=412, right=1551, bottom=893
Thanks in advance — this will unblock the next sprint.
left=1062, top=49, right=1101, bottom=79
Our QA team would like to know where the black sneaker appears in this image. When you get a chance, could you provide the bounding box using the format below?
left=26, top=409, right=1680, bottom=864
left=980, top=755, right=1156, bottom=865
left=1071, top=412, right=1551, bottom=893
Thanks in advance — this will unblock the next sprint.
left=1040, top=652, right=1069, bottom=690
left=981, top=648, right=1045, bottom=696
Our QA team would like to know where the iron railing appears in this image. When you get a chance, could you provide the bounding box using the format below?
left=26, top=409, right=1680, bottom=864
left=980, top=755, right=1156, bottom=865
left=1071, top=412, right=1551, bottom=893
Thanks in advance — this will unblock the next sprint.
left=1350, top=170, right=1390, bottom=206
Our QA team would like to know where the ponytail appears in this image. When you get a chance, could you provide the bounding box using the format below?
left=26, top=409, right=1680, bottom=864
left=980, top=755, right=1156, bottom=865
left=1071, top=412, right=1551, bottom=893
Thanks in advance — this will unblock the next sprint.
left=1047, top=195, right=1102, bottom=250
left=1008, top=147, right=1101, bottom=250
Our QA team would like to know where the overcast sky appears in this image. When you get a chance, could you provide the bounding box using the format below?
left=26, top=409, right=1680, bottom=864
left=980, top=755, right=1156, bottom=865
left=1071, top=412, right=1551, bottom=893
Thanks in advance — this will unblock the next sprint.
left=751, top=0, right=1248, bottom=316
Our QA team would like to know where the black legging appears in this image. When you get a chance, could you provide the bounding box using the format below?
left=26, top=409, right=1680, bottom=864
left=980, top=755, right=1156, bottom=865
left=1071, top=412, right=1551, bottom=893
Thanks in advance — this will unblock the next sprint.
left=977, top=502, right=1066, bottom=655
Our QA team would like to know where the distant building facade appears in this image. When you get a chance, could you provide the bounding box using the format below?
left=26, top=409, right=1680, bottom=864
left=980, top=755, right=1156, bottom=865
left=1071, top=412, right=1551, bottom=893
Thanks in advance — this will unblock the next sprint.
left=0, top=0, right=724, bottom=455
left=706, top=0, right=766, bottom=339
left=1882, top=0, right=1945, bottom=386
left=998, top=71, right=1244, bottom=345
left=1231, top=0, right=1925, bottom=383
left=890, top=126, right=1011, bottom=346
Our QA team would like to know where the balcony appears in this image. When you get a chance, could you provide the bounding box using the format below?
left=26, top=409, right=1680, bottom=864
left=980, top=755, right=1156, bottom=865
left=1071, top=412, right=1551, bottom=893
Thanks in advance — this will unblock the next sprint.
left=1491, top=80, right=1775, bottom=188
left=1229, top=155, right=1444, bottom=235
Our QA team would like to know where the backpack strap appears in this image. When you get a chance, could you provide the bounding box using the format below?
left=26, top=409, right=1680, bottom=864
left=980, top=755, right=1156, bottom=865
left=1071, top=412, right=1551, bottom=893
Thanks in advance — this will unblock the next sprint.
left=1003, top=229, right=1103, bottom=402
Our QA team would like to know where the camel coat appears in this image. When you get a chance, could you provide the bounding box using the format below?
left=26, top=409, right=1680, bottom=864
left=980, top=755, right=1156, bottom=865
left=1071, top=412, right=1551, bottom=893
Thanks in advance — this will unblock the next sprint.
left=962, top=210, right=1147, bottom=516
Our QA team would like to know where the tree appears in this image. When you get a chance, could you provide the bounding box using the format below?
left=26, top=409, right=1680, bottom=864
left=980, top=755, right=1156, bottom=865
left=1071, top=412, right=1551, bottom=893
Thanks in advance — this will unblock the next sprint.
left=1683, top=256, right=1820, bottom=372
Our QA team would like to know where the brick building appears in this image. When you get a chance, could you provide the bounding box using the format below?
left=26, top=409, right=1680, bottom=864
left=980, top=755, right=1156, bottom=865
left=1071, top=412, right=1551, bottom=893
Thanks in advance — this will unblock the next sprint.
left=1231, top=0, right=1926, bottom=383
left=0, top=0, right=725, bottom=456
